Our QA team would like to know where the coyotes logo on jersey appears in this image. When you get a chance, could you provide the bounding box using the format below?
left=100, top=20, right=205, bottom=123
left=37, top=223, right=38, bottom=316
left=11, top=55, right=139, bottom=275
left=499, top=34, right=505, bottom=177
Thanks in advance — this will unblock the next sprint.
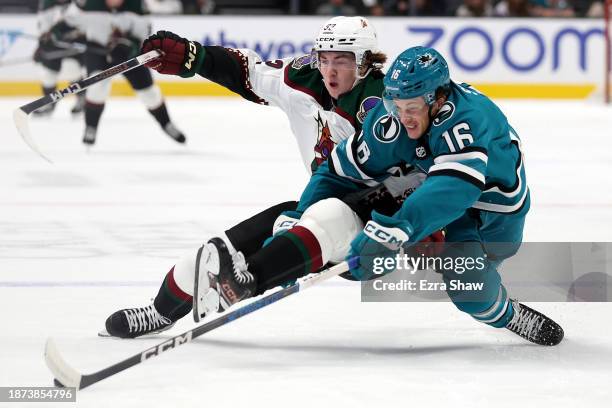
left=311, top=112, right=336, bottom=172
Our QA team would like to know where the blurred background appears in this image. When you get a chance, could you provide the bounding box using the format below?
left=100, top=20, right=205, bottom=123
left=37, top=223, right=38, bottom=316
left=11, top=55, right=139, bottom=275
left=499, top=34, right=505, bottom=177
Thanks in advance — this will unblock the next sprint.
left=0, top=0, right=606, bottom=17
left=0, top=0, right=610, bottom=101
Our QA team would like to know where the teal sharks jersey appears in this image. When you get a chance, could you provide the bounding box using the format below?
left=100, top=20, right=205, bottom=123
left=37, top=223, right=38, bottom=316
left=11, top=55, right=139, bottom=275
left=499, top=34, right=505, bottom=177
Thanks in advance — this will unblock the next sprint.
left=298, top=81, right=528, bottom=243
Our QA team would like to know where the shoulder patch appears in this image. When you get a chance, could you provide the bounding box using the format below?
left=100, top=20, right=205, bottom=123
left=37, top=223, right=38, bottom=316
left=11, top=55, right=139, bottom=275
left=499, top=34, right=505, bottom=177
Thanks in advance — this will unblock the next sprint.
left=291, top=54, right=314, bottom=70
left=432, top=101, right=455, bottom=127
left=372, top=115, right=401, bottom=144
left=357, top=96, right=381, bottom=124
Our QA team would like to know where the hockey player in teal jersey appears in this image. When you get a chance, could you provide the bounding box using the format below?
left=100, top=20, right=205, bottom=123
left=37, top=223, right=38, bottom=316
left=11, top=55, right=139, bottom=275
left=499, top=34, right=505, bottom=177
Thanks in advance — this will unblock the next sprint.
left=313, top=46, right=563, bottom=345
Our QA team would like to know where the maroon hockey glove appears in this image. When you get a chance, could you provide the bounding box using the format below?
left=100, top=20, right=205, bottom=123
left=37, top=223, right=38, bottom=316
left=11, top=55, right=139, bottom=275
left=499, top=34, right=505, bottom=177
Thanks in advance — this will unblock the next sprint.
left=141, top=30, right=205, bottom=78
left=413, top=230, right=446, bottom=258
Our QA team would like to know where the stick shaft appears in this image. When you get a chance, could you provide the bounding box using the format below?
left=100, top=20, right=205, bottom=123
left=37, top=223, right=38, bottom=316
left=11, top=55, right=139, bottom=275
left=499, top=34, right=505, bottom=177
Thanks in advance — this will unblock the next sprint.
left=46, top=261, right=351, bottom=390
left=18, top=49, right=160, bottom=115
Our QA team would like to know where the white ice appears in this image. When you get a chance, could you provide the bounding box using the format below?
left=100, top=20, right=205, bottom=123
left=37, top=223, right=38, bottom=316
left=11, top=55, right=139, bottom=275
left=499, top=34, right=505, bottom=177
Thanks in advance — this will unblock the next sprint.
left=1, top=97, right=611, bottom=407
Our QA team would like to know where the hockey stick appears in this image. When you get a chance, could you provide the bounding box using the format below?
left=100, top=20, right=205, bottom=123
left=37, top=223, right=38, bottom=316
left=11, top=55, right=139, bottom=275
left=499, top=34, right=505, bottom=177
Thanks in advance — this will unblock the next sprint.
left=13, top=49, right=161, bottom=163
left=45, top=259, right=355, bottom=390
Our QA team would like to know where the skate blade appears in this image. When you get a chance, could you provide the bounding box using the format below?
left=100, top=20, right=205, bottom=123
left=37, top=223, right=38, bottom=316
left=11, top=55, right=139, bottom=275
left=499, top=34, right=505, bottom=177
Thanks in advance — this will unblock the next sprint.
left=97, top=329, right=111, bottom=337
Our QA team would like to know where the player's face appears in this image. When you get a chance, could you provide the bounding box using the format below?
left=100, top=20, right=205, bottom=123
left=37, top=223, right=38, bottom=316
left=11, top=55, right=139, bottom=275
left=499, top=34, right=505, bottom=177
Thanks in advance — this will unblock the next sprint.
left=318, top=52, right=357, bottom=99
left=393, top=97, right=430, bottom=139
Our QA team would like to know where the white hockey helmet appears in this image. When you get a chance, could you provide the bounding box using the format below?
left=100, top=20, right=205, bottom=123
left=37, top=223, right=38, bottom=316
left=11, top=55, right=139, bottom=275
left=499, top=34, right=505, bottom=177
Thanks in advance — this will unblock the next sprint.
left=313, top=16, right=379, bottom=74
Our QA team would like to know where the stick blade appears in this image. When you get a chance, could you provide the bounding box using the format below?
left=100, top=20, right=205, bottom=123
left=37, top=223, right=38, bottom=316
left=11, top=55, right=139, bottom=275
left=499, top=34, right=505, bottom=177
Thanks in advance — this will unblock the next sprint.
left=45, top=338, right=82, bottom=389
left=13, top=108, right=53, bottom=163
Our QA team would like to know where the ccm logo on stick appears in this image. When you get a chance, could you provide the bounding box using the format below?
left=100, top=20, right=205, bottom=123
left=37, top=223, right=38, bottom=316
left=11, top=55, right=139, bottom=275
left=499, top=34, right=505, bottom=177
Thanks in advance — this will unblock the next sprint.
left=141, top=332, right=193, bottom=361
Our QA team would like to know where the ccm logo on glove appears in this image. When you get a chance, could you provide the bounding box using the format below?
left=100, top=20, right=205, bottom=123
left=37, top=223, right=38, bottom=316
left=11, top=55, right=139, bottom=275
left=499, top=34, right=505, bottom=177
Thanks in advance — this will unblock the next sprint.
left=184, top=42, right=197, bottom=70
left=363, top=221, right=409, bottom=250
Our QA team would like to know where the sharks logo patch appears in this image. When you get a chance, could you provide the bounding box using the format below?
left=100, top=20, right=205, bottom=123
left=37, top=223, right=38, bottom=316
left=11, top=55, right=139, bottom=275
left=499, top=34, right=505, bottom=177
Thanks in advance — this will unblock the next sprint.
left=432, top=101, right=455, bottom=127
left=373, top=115, right=401, bottom=144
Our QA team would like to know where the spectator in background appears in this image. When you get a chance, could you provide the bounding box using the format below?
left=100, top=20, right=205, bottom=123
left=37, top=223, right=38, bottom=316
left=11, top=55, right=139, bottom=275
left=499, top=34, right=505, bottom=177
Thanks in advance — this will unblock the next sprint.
left=585, top=1, right=604, bottom=17
left=368, top=3, right=386, bottom=14
left=455, top=0, right=494, bottom=16
left=572, top=0, right=604, bottom=16
left=493, top=0, right=530, bottom=16
left=364, top=0, right=385, bottom=14
left=180, top=0, right=216, bottom=14
left=528, top=0, right=575, bottom=16
left=316, top=0, right=358, bottom=15
left=382, top=0, right=447, bottom=15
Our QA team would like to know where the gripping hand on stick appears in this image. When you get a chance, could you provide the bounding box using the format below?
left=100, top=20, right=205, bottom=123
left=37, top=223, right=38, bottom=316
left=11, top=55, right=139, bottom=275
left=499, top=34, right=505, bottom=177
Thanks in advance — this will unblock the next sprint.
left=141, top=30, right=205, bottom=78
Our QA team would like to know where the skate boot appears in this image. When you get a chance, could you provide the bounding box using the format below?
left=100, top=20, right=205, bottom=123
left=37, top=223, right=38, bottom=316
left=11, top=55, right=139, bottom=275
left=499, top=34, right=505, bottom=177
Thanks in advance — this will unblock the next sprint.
left=71, top=93, right=85, bottom=115
left=102, top=303, right=174, bottom=339
left=83, top=126, right=97, bottom=145
left=163, top=122, right=186, bottom=144
left=505, top=300, right=564, bottom=346
left=32, top=103, right=56, bottom=117
left=193, top=237, right=256, bottom=322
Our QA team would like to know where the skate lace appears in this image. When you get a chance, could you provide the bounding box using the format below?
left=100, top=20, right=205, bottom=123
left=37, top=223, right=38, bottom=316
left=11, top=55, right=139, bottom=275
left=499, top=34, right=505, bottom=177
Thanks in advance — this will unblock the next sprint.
left=507, top=302, right=545, bottom=340
left=232, top=251, right=254, bottom=285
left=124, top=304, right=171, bottom=334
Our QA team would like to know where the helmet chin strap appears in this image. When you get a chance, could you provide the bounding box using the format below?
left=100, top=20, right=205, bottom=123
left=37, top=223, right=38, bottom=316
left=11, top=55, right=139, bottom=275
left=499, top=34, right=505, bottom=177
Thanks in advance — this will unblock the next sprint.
left=350, top=66, right=372, bottom=90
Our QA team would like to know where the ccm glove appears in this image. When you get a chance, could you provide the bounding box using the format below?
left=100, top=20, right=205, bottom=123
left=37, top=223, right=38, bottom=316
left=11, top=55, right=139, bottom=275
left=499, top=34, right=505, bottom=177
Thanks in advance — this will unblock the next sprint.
left=141, top=30, right=205, bottom=78
left=346, top=211, right=413, bottom=281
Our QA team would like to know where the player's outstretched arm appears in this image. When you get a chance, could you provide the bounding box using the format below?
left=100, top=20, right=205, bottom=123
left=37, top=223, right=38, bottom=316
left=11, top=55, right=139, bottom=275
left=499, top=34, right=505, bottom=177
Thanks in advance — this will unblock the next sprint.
left=141, top=30, right=267, bottom=104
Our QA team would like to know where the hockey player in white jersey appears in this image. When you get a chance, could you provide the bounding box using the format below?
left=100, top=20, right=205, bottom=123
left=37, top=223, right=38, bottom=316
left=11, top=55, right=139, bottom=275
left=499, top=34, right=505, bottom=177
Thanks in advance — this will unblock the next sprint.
left=102, top=16, right=441, bottom=338
left=66, top=0, right=185, bottom=145
left=33, top=0, right=85, bottom=116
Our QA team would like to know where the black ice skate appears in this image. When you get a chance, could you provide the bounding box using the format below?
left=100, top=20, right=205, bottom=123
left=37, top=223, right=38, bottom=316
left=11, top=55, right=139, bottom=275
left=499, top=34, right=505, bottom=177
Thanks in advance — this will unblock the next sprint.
left=163, top=122, right=186, bottom=144
left=505, top=300, right=564, bottom=346
left=102, top=303, right=174, bottom=339
left=193, top=238, right=256, bottom=322
left=83, top=126, right=97, bottom=145
left=71, top=93, right=85, bottom=115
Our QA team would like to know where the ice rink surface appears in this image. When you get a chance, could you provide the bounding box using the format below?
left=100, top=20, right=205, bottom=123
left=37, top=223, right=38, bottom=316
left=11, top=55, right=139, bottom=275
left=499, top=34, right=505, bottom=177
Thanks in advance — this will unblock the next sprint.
left=1, top=97, right=611, bottom=407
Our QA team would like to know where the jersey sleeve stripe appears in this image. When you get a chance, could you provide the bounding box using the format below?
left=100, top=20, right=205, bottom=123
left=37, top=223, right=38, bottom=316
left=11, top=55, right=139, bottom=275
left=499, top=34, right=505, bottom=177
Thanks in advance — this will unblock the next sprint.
left=434, top=150, right=489, bottom=165
left=483, top=137, right=523, bottom=197
left=428, top=162, right=485, bottom=187
left=334, top=106, right=355, bottom=126
left=472, top=187, right=529, bottom=213
left=329, top=145, right=378, bottom=187
left=429, top=169, right=485, bottom=190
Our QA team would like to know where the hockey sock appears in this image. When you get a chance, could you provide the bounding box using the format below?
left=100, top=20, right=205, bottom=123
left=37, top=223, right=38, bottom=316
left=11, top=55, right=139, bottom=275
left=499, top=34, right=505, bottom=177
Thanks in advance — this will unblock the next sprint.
left=153, top=266, right=193, bottom=321
left=148, top=103, right=171, bottom=128
left=84, top=101, right=105, bottom=129
left=470, top=284, right=515, bottom=328
left=249, top=226, right=324, bottom=294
